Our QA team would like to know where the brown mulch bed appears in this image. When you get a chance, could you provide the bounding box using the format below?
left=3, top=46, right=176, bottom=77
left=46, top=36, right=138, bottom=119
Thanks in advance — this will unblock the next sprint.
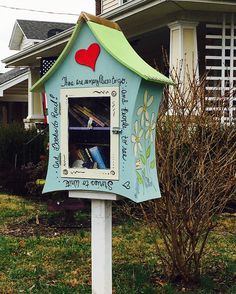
left=0, top=214, right=91, bottom=238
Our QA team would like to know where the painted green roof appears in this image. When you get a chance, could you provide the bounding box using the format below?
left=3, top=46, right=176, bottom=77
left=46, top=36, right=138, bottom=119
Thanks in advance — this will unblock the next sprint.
left=31, top=15, right=173, bottom=92
left=87, top=21, right=173, bottom=85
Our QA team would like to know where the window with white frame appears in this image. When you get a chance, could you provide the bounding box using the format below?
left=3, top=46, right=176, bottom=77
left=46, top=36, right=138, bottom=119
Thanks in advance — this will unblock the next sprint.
left=205, top=14, right=236, bottom=124
left=60, top=87, right=119, bottom=180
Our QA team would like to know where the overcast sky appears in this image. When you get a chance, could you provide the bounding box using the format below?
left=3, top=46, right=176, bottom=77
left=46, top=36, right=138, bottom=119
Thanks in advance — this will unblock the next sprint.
left=0, top=0, right=95, bottom=72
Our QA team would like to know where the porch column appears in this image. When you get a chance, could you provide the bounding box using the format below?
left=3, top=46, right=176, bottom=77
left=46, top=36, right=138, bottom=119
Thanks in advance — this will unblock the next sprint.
left=168, top=21, right=199, bottom=82
left=25, top=68, right=44, bottom=128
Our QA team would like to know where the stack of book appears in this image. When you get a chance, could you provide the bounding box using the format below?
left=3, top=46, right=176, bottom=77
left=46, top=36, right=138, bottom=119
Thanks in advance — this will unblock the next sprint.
left=69, top=102, right=110, bottom=128
left=70, top=146, right=109, bottom=169
left=68, top=99, right=110, bottom=169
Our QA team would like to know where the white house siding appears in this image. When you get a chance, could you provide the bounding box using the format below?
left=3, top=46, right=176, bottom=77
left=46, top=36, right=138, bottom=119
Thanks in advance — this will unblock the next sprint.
left=102, top=0, right=119, bottom=13
left=20, top=36, right=35, bottom=50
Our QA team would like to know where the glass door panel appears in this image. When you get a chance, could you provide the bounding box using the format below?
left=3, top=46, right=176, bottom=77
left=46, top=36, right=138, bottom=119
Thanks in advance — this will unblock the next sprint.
left=68, top=96, right=111, bottom=169
left=60, top=87, right=119, bottom=180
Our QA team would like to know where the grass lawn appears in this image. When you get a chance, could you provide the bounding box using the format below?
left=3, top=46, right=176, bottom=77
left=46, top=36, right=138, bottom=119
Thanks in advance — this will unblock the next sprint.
left=0, top=194, right=235, bottom=293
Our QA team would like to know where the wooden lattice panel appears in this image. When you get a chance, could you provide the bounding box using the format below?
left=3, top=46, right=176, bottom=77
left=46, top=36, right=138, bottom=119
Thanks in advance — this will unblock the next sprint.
left=205, top=14, right=236, bottom=123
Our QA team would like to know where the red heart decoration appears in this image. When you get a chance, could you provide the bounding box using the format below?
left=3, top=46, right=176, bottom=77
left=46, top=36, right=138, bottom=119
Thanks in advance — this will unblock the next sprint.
left=75, top=43, right=101, bottom=71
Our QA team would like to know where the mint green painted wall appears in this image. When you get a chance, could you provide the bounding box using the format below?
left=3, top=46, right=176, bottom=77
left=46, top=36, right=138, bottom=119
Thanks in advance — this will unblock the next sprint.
left=43, top=22, right=163, bottom=202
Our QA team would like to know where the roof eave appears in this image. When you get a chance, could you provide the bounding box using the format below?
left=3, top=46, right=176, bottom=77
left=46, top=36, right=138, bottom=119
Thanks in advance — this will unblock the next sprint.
left=2, top=26, right=75, bottom=67
left=0, top=70, right=28, bottom=96
left=101, top=0, right=236, bottom=21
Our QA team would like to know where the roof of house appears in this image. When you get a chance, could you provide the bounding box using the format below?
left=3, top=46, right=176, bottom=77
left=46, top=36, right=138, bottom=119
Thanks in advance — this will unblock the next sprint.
left=0, top=68, right=28, bottom=86
left=31, top=12, right=173, bottom=92
left=0, top=68, right=28, bottom=97
left=16, top=19, right=74, bottom=40
left=9, top=19, right=74, bottom=51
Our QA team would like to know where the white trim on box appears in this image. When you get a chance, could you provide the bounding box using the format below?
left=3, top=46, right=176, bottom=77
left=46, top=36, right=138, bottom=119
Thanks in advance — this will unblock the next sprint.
left=69, top=191, right=121, bottom=200
left=60, top=86, right=120, bottom=181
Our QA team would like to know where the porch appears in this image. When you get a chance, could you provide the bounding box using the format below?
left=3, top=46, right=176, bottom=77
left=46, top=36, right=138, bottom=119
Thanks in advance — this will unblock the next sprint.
left=0, top=68, right=44, bottom=126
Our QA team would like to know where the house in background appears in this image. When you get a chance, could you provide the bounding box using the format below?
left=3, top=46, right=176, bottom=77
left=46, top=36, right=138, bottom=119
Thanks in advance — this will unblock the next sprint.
left=0, top=19, right=74, bottom=126
left=0, top=68, right=28, bottom=124
left=2, top=0, right=236, bottom=126
left=99, top=0, right=236, bottom=123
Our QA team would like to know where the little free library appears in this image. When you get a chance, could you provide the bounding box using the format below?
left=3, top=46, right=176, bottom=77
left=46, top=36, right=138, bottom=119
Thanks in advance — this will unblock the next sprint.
left=31, top=12, right=173, bottom=203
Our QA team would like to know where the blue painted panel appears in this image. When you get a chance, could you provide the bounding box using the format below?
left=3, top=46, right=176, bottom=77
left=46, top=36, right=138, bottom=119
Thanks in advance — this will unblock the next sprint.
left=43, top=22, right=163, bottom=202
left=131, top=80, right=163, bottom=202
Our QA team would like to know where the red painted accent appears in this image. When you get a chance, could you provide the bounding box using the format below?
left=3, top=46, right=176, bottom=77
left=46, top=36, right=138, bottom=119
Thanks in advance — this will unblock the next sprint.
left=75, top=43, right=101, bottom=71
left=42, top=92, right=48, bottom=124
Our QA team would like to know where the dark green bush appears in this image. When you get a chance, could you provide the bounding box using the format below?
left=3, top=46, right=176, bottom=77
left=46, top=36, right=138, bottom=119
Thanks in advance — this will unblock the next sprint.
left=22, top=160, right=48, bottom=197
left=0, top=123, right=47, bottom=169
left=0, top=168, right=28, bottom=195
left=0, top=123, right=48, bottom=195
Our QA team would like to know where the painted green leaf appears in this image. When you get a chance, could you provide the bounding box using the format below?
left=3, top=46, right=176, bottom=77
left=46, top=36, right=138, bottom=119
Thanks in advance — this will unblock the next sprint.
left=136, top=171, right=144, bottom=184
left=140, top=154, right=146, bottom=164
left=150, top=160, right=155, bottom=169
left=146, top=145, right=151, bottom=159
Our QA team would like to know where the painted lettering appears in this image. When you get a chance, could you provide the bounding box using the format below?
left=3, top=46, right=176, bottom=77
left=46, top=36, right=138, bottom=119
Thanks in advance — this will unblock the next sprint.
left=63, top=180, right=80, bottom=189
left=82, top=180, right=89, bottom=188
left=91, top=180, right=113, bottom=191
left=73, top=75, right=126, bottom=88
left=121, top=89, right=128, bottom=104
left=112, top=76, right=126, bottom=85
left=61, top=76, right=74, bottom=87
left=50, top=95, right=59, bottom=119
left=121, top=107, right=129, bottom=129
left=51, top=120, right=59, bottom=151
left=53, top=155, right=60, bottom=168
left=121, top=135, right=128, bottom=145
left=122, top=146, right=128, bottom=161
left=99, top=74, right=111, bottom=85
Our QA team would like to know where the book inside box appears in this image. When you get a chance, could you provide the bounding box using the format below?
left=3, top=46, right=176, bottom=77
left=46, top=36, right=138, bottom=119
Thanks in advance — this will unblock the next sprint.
left=68, top=96, right=110, bottom=170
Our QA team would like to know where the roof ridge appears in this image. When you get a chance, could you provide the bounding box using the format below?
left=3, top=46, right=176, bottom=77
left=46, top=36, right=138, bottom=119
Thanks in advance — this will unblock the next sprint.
left=79, top=11, right=121, bottom=31
left=17, top=19, right=74, bottom=25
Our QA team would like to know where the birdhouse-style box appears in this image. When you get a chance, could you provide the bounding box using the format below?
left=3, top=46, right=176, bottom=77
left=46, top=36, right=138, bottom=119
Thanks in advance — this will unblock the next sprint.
left=31, top=12, right=172, bottom=203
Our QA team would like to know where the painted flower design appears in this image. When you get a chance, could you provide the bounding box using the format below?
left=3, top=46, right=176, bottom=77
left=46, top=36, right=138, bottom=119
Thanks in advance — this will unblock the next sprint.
left=137, top=90, right=154, bottom=126
left=145, top=112, right=156, bottom=143
left=131, top=121, right=143, bottom=157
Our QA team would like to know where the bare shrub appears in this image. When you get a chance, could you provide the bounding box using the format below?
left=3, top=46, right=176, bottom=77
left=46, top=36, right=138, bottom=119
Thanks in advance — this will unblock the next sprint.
left=121, top=70, right=236, bottom=284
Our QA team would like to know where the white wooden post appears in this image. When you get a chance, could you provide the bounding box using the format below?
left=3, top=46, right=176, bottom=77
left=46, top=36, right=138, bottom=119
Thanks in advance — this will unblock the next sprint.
left=91, top=199, right=112, bottom=294
left=69, top=191, right=120, bottom=294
